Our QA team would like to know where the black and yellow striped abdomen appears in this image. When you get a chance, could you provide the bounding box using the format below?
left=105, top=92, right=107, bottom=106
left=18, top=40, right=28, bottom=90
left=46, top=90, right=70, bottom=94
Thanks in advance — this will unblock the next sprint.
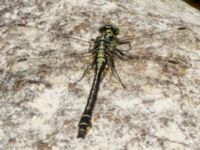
left=77, top=39, right=107, bottom=138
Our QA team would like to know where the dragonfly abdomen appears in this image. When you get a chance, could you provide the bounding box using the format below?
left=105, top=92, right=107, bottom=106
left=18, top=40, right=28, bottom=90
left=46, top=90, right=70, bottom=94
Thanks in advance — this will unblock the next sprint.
left=77, top=63, right=105, bottom=138
left=77, top=40, right=108, bottom=138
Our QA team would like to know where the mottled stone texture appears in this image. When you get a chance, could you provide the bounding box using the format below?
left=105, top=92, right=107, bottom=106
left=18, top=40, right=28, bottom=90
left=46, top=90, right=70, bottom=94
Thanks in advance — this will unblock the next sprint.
left=0, top=0, right=200, bottom=149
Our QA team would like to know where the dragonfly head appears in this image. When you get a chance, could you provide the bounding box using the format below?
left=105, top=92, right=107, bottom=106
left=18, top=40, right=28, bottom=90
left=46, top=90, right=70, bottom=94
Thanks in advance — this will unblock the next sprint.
left=99, top=24, right=119, bottom=35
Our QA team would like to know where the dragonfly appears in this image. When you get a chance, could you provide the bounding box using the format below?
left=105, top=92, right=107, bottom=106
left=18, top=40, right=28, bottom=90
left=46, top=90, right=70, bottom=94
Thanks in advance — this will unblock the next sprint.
left=0, top=23, right=191, bottom=139
left=75, top=24, right=133, bottom=138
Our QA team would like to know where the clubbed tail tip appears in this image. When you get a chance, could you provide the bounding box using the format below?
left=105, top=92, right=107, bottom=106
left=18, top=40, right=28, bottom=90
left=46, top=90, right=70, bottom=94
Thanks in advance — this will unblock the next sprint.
left=77, top=113, right=92, bottom=139
left=77, top=130, right=86, bottom=139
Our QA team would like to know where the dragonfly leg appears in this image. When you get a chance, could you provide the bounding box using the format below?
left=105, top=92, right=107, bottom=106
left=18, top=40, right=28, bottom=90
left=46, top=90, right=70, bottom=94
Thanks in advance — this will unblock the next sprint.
left=99, top=66, right=109, bottom=83
left=107, top=55, right=126, bottom=88
left=117, top=40, right=132, bottom=51
left=67, top=51, right=96, bottom=58
left=111, top=48, right=132, bottom=61
left=74, top=61, right=95, bottom=84
left=88, top=38, right=95, bottom=52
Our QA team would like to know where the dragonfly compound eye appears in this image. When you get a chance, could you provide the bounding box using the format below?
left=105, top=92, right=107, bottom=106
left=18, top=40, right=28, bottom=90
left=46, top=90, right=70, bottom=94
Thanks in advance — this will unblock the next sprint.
left=99, top=24, right=120, bottom=35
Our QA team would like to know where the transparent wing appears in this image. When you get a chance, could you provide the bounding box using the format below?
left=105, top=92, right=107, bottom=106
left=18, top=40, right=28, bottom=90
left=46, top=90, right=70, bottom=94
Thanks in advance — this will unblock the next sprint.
left=116, top=26, right=195, bottom=51
left=107, top=26, right=196, bottom=88
left=0, top=25, right=99, bottom=96
left=1, top=25, right=196, bottom=93
left=32, top=27, right=195, bottom=89
left=0, top=55, right=93, bottom=95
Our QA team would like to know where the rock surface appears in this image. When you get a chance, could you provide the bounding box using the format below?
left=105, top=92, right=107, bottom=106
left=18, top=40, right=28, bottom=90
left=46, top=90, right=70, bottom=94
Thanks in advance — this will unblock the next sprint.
left=0, top=0, right=200, bottom=149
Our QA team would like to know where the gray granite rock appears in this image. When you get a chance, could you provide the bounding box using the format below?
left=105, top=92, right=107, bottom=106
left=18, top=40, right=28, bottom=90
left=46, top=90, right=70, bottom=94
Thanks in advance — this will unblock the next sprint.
left=0, top=0, right=200, bottom=149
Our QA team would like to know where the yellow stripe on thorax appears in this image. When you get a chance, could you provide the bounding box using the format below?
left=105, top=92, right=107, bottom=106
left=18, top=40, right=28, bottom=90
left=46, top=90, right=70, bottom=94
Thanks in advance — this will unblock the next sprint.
left=97, top=41, right=106, bottom=68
